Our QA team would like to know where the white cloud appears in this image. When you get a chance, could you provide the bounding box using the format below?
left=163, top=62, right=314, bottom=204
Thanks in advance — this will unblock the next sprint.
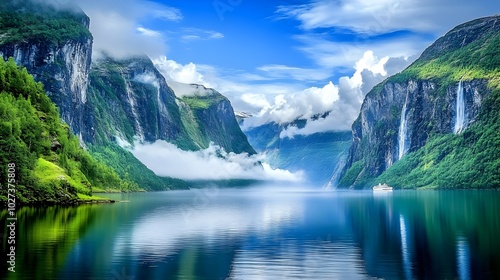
left=276, top=0, right=498, bottom=35
left=76, top=0, right=181, bottom=58
left=181, top=28, right=225, bottom=41
left=242, top=51, right=411, bottom=137
left=147, top=2, right=183, bottom=22
left=132, top=72, right=159, bottom=88
left=168, top=82, right=217, bottom=98
left=152, top=56, right=211, bottom=86
left=127, top=140, right=305, bottom=182
left=209, top=32, right=225, bottom=39
left=136, top=26, right=162, bottom=37
left=181, top=35, right=201, bottom=41
left=242, top=81, right=340, bottom=129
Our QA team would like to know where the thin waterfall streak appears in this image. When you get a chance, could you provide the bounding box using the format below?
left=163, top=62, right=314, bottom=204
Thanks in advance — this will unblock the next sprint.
left=454, top=80, right=465, bottom=134
left=398, top=94, right=409, bottom=160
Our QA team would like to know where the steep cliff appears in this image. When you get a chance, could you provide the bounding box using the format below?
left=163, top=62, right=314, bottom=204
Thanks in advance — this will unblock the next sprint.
left=178, top=84, right=256, bottom=154
left=0, top=0, right=93, bottom=143
left=88, top=58, right=255, bottom=154
left=339, top=15, right=500, bottom=189
left=87, top=56, right=188, bottom=145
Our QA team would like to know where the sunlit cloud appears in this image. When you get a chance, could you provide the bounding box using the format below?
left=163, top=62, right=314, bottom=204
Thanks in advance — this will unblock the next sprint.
left=241, top=51, right=412, bottom=136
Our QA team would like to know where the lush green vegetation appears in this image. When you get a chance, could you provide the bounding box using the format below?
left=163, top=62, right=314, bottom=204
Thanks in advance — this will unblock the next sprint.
left=342, top=17, right=500, bottom=189
left=382, top=23, right=500, bottom=89
left=180, top=93, right=256, bottom=155
left=181, top=94, right=226, bottom=110
left=0, top=58, right=132, bottom=203
left=375, top=85, right=500, bottom=189
left=86, top=59, right=196, bottom=190
left=338, top=161, right=365, bottom=187
left=0, top=0, right=91, bottom=46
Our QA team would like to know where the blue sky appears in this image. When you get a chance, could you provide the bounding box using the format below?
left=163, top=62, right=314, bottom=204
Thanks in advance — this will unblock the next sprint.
left=150, top=1, right=309, bottom=68
left=78, top=0, right=500, bottom=134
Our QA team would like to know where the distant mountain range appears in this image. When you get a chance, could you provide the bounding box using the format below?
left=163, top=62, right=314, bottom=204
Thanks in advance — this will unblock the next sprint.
left=243, top=120, right=351, bottom=186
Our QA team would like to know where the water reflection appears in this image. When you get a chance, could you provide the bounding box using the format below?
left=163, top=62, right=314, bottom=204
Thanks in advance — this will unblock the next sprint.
left=400, top=214, right=413, bottom=280
left=2, top=189, right=500, bottom=279
left=457, top=236, right=470, bottom=280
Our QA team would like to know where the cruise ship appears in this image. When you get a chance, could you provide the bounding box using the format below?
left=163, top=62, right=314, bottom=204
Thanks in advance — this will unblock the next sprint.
left=372, top=183, right=393, bottom=191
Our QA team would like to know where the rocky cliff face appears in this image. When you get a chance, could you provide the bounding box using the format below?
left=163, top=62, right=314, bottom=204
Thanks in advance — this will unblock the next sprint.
left=0, top=39, right=93, bottom=139
left=88, top=57, right=256, bottom=154
left=0, top=2, right=93, bottom=143
left=339, top=15, right=500, bottom=188
left=346, top=79, right=488, bottom=178
left=88, top=56, right=187, bottom=145
left=178, top=85, right=256, bottom=154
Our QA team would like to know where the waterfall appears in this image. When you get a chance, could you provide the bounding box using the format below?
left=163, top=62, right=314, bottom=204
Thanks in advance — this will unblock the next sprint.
left=454, top=80, right=465, bottom=134
left=398, top=94, right=409, bottom=160
left=124, top=78, right=145, bottom=141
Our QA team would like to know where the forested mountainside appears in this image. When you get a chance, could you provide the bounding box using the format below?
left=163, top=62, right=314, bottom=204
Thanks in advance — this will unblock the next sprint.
left=0, top=0, right=256, bottom=201
left=0, top=58, right=136, bottom=203
left=339, top=15, right=500, bottom=189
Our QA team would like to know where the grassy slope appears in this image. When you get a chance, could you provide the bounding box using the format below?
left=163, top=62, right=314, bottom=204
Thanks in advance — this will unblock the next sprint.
left=345, top=17, right=500, bottom=189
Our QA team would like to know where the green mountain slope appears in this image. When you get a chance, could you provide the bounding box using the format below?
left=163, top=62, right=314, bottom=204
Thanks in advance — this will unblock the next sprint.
left=339, top=15, right=500, bottom=189
left=178, top=84, right=256, bottom=155
left=0, top=58, right=138, bottom=204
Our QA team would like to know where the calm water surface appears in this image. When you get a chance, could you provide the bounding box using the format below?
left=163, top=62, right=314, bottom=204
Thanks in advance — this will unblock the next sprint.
left=2, top=188, right=500, bottom=279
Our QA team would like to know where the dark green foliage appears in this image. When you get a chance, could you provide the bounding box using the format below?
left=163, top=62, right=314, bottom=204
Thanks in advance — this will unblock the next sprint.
left=338, top=161, right=365, bottom=188
left=0, top=0, right=91, bottom=46
left=0, top=58, right=128, bottom=203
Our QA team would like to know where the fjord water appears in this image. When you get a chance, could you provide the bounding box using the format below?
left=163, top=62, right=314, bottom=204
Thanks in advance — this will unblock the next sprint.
left=2, top=189, right=500, bottom=279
